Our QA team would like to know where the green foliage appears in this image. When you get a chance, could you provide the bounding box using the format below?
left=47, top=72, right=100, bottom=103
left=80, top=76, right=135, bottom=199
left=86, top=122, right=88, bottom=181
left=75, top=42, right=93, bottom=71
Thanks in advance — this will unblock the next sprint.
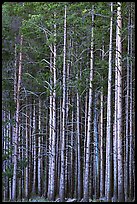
left=2, top=147, right=13, bottom=161
left=3, top=163, right=14, bottom=179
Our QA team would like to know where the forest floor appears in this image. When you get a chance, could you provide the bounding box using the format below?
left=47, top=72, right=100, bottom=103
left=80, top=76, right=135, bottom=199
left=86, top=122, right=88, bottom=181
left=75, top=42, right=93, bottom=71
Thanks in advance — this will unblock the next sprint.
left=3, top=196, right=107, bottom=202
left=4, top=196, right=135, bottom=202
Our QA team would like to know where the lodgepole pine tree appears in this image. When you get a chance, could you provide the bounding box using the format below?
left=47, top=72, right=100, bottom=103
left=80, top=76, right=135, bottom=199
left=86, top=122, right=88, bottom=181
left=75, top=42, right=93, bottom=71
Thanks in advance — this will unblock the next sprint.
left=12, top=35, right=23, bottom=201
left=105, top=2, right=113, bottom=202
left=83, top=5, right=94, bottom=202
left=49, top=13, right=57, bottom=200
left=59, top=5, right=67, bottom=202
left=116, top=2, right=125, bottom=202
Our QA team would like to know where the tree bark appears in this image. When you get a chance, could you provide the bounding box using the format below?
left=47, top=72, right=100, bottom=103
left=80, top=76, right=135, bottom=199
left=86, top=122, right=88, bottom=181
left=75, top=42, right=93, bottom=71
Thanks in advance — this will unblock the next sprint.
left=117, top=2, right=125, bottom=202
left=32, top=100, right=36, bottom=194
left=105, top=2, right=113, bottom=201
left=83, top=6, right=94, bottom=202
left=25, top=97, right=29, bottom=199
left=59, top=5, right=67, bottom=202
left=124, top=5, right=130, bottom=201
left=129, top=3, right=134, bottom=201
left=49, top=15, right=57, bottom=200
left=12, top=35, right=23, bottom=201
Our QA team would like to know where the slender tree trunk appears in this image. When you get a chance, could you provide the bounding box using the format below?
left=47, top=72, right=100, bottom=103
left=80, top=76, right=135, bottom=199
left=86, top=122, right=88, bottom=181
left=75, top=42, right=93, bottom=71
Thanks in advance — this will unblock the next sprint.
left=29, top=100, right=33, bottom=196
left=83, top=6, right=94, bottom=202
left=43, top=106, right=49, bottom=198
left=129, top=3, right=134, bottom=201
left=124, top=6, right=130, bottom=201
left=47, top=47, right=53, bottom=198
left=12, top=35, right=23, bottom=201
left=25, top=97, right=29, bottom=199
left=32, top=100, right=37, bottom=194
left=77, top=88, right=82, bottom=201
left=105, top=2, right=113, bottom=201
left=113, top=8, right=119, bottom=201
left=70, top=97, right=74, bottom=198
left=2, top=110, right=6, bottom=201
left=93, top=92, right=99, bottom=199
left=100, top=43, right=105, bottom=198
left=49, top=15, right=57, bottom=200
left=59, top=5, right=67, bottom=202
left=117, top=2, right=124, bottom=202
left=38, top=98, right=42, bottom=196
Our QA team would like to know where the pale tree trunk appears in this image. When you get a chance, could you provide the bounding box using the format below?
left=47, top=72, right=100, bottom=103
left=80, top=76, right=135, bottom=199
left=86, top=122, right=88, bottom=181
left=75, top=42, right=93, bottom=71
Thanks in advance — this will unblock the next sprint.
left=18, top=125, right=21, bottom=200
left=47, top=47, right=53, bottom=198
left=5, top=111, right=10, bottom=201
left=113, top=9, right=118, bottom=201
left=93, top=92, right=99, bottom=199
left=12, top=35, right=23, bottom=201
left=65, top=52, right=70, bottom=198
left=65, top=39, right=71, bottom=198
left=70, top=97, right=74, bottom=198
left=8, top=112, right=12, bottom=199
left=59, top=5, right=67, bottom=202
left=25, top=97, right=29, bottom=199
left=32, top=100, right=36, bottom=194
left=29, top=100, right=33, bottom=195
left=10, top=36, right=17, bottom=201
left=100, top=86, right=104, bottom=198
left=124, top=6, right=130, bottom=201
left=129, top=3, right=134, bottom=201
left=2, top=110, right=6, bottom=201
left=117, top=2, right=124, bottom=202
left=49, top=15, right=57, bottom=200
left=100, top=43, right=105, bottom=198
left=83, top=6, right=94, bottom=202
left=77, top=86, right=82, bottom=201
left=21, top=115, right=25, bottom=199
left=38, top=98, right=42, bottom=196
left=105, top=2, right=113, bottom=201
left=43, top=106, right=49, bottom=198
left=55, top=95, right=61, bottom=196
left=8, top=111, right=12, bottom=201
left=56, top=96, right=62, bottom=197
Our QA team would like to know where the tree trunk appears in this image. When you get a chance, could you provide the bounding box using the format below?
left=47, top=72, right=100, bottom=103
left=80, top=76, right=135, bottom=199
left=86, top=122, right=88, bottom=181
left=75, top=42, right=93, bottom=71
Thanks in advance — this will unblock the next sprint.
left=117, top=2, right=125, bottom=202
left=93, top=92, right=99, bottom=199
left=47, top=48, right=53, bottom=199
left=59, top=5, right=67, bottom=202
left=12, top=35, right=23, bottom=201
left=25, top=97, right=29, bottom=199
left=77, top=90, right=82, bottom=201
left=105, top=2, right=113, bottom=201
left=124, top=6, right=130, bottom=201
left=129, top=3, right=134, bottom=201
left=38, top=98, right=42, bottom=196
left=32, top=100, right=37, bottom=194
left=100, top=43, right=105, bottom=198
left=83, top=5, right=94, bottom=202
left=49, top=15, right=57, bottom=200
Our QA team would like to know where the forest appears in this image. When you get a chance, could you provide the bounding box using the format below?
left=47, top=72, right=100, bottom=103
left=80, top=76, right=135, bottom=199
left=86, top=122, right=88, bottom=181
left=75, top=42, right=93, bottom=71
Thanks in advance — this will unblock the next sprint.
left=2, top=2, right=135, bottom=202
